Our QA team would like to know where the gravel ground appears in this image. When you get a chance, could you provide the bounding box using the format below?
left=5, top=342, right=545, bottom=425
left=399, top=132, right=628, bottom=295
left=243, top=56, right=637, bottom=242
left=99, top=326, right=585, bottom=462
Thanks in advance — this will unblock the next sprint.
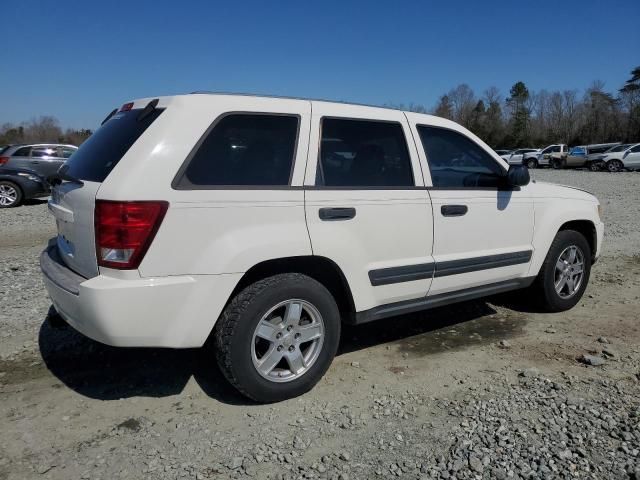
left=1, top=170, right=639, bottom=480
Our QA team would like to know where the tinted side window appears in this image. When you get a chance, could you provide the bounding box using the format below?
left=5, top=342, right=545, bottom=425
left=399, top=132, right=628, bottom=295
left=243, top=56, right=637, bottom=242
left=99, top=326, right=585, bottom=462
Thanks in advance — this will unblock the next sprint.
left=631, top=145, right=640, bottom=153
left=317, top=118, right=413, bottom=187
left=418, top=126, right=504, bottom=188
left=177, top=114, right=299, bottom=187
left=13, top=147, right=31, bottom=157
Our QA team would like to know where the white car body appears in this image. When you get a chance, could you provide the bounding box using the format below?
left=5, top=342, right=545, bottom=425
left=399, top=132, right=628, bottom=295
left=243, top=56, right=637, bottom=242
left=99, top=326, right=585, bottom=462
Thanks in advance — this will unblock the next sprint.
left=41, top=94, right=604, bottom=351
left=602, top=143, right=640, bottom=171
left=524, top=144, right=568, bottom=167
left=506, top=148, right=540, bottom=165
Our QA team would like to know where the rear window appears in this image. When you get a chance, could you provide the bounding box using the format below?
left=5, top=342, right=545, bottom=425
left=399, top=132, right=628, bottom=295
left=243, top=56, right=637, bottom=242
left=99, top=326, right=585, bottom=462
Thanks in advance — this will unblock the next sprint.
left=64, top=108, right=164, bottom=182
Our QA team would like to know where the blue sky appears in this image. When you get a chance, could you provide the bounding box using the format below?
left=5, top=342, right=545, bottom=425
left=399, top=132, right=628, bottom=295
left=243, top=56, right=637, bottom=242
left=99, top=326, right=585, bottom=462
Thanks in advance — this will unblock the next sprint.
left=2, top=0, right=639, bottom=129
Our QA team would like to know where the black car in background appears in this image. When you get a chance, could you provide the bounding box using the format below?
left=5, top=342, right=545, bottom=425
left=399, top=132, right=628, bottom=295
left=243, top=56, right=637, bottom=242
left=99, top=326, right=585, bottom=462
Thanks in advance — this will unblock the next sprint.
left=0, top=167, right=50, bottom=208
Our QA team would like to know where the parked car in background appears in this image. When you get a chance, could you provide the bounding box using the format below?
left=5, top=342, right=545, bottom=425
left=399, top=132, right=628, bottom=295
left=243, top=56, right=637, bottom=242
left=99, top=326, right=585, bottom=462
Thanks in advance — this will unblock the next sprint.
left=523, top=144, right=568, bottom=168
left=41, top=93, right=603, bottom=402
left=602, top=143, right=640, bottom=172
left=553, top=143, right=621, bottom=170
left=0, top=167, right=50, bottom=208
left=495, top=149, right=512, bottom=160
left=0, top=144, right=77, bottom=178
left=506, top=148, right=539, bottom=166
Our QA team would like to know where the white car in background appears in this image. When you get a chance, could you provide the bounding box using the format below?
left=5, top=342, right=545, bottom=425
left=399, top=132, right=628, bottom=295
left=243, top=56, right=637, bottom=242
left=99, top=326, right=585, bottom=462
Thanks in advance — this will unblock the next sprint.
left=601, top=143, right=640, bottom=172
left=505, top=148, right=540, bottom=166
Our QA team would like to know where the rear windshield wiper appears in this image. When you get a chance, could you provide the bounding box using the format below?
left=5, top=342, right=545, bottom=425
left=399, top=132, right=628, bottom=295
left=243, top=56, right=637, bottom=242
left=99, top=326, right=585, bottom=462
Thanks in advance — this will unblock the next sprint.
left=47, top=166, right=84, bottom=187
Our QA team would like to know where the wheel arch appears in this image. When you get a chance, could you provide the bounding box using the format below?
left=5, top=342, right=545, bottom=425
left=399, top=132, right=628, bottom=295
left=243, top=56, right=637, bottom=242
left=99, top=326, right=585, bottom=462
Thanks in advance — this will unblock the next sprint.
left=227, top=255, right=356, bottom=323
left=558, top=220, right=596, bottom=260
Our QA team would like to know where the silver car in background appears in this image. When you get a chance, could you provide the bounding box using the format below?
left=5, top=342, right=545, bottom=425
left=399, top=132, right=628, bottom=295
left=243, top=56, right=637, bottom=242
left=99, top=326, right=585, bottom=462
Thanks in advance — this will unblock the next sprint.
left=0, top=144, right=77, bottom=178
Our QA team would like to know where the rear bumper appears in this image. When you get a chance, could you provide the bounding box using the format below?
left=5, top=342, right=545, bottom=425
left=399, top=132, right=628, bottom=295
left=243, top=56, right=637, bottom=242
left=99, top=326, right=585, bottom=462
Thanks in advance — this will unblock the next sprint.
left=40, top=245, right=241, bottom=348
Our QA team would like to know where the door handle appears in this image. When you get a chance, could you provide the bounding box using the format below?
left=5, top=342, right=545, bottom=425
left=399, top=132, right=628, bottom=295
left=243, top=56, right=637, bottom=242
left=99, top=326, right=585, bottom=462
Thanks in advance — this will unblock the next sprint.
left=441, top=205, right=468, bottom=217
left=319, top=207, right=356, bottom=221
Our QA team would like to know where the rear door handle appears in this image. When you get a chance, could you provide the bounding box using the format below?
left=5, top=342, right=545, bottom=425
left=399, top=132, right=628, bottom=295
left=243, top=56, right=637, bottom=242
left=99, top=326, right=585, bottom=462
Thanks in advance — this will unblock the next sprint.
left=441, top=205, right=468, bottom=217
left=319, top=207, right=356, bottom=221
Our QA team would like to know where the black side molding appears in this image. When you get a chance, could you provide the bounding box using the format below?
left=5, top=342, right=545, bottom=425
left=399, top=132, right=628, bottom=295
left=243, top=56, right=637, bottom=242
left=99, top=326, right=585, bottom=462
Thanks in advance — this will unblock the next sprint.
left=434, top=250, right=532, bottom=278
left=369, top=263, right=435, bottom=286
left=352, top=277, right=535, bottom=325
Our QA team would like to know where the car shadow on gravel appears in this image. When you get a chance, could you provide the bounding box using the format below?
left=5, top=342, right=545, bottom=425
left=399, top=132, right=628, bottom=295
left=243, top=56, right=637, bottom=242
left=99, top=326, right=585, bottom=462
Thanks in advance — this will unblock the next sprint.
left=39, top=297, right=527, bottom=405
left=37, top=316, right=254, bottom=405
left=340, top=298, right=527, bottom=357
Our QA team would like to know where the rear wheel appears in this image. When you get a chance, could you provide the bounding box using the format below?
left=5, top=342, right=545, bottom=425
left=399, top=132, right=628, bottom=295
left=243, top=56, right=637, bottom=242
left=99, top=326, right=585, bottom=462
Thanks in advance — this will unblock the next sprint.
left=0, top=181, right=22, bottom=208
left=551, top=159, right=561, bottom=169
left=214, top=273, right=341, bottom=402
left=526, top=158, right=538, bottom=169
left=606, top=160, right=623, bottom=173
left=532, top=230, right=591, bottom=312
left=588, top=161, right=601, bottom=172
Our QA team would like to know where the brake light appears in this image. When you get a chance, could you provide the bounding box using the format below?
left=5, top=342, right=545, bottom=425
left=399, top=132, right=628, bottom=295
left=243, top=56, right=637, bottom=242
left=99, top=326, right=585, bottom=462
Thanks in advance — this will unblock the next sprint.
left=0, top=156, right=9, bottom=165
left=95, top=200, right=168, bottom=269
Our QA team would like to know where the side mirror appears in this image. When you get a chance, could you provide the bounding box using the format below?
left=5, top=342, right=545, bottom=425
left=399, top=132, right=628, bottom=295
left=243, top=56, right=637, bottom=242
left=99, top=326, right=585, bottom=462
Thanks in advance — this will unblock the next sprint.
left=507, top=164, right=530, bottom=187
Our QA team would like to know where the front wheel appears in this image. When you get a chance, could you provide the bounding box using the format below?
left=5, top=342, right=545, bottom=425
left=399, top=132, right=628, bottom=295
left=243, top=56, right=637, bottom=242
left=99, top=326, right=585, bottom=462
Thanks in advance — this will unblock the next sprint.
left=526, top=158, right=538, bottom=169
left=607, top=160, right=623, bottom=173
left=214, top=273, right=340, bottom=402
left=532, top=230, right=591, bottom=312
left=0, top=181, right=22, bottom=208
left=588, top=161, right=601, bottom=172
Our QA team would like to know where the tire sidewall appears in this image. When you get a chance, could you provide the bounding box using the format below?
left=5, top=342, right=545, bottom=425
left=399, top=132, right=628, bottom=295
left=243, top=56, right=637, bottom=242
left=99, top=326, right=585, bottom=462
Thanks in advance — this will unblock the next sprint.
left=540, top=231, right=591, bottom=311
left=527, top=159, right=537, bottom=169
left=0, top=181, right=22, bottom=208
left=224, top=276, right=340, bottom=402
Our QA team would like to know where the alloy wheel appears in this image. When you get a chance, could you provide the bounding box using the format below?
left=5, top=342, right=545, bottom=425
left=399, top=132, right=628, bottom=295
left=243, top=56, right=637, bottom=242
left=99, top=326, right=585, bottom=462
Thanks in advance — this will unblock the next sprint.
left=554, top=245, right=585, bottom=299
left=0, top=184, right=18, bottom=206
left=251, top=299, right=325, bottom=383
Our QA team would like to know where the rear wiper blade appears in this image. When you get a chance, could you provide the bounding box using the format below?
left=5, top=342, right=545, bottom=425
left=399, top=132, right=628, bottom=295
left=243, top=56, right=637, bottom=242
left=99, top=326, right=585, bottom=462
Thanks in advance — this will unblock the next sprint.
left=47, top=167, right=84, bottom=186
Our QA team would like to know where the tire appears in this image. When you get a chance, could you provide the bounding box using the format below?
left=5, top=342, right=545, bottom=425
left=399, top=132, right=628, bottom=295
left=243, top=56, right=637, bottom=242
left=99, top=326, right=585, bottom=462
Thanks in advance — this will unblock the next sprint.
left=551, top=159, right=561, bottom=169
left=532, top=230, right=591, bottom=312
left=588, top=161, right=601, bottom=172
left=526, top=158, right=538, bottom=169
left=606, top=160, right=623, bottom=173
left=0, top=181, right=23, bottom=208
left=214, top=273, right=341, bottom=402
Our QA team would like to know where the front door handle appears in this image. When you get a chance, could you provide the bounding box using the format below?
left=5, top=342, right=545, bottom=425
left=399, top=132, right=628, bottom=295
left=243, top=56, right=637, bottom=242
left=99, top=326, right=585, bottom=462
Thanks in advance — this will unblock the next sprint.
left=441, top=205, right=468, bottom=217
left=319, top=207, right=356, bottom=221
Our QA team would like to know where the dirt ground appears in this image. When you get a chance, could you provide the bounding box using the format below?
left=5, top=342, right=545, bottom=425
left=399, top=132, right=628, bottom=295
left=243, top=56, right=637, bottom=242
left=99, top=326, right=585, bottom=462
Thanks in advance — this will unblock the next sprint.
left=1, top=169, right=639, bottom=479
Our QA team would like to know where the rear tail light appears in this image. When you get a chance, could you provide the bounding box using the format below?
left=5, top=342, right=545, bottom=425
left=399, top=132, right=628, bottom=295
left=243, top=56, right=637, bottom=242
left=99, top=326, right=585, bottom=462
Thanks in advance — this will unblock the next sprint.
left=95, top=200, right=168, bottom=269
left=0, top=156, right=9, bottom=165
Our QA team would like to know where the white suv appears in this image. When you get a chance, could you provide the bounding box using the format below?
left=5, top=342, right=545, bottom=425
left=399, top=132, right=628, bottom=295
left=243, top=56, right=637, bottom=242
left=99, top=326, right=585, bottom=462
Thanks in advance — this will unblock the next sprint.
left=41, top=94, right=604, bottom=402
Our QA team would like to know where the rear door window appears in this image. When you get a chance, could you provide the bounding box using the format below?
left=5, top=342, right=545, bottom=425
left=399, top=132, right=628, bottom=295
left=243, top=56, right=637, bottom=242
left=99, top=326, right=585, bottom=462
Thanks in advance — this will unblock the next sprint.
left=12, top=147, right=31, bottom=157
left=316, top=118, right=414, bottom=187
left=175, top=113, right=299, bottom=188
left=64, top=108, right=164, bottom=182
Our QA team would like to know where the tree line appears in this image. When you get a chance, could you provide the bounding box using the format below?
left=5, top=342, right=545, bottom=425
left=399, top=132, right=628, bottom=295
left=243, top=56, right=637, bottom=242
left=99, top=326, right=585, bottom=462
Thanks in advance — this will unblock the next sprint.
left=390, top=66, right=640, bottom=149
left=0, top=116, right=92, bottom=147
